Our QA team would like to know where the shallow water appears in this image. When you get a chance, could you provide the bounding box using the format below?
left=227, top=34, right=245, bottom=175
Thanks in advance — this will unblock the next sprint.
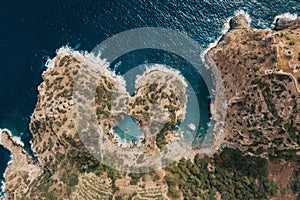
left=113, top=115, right=144, bottom=141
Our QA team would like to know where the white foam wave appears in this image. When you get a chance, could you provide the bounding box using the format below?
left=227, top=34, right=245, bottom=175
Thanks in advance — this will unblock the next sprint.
left=0, top=129, right=24, bottom=147
left=45, top=56, right=55, bottom=69
left=46, top=45, right=87, bottom=70
left=271, top=12, right=298, bottom=29
left=235, top=10, right=251, bottom=25
left=135, top=63, right=187, bottom=88
left=84, top=51, right=129, bottom=92
left=11, top=136, right=24, bottom=147
left=47, top=45, right=129, bottom=91
left=0, top=180, right=6, bottom=198
left=201, top=10, right=251, bottom=65
left=57, top=45, right=86, bottom=57
left=274, top=12, right=298, bottom=21
left=85, top=50, right=109, bottom=69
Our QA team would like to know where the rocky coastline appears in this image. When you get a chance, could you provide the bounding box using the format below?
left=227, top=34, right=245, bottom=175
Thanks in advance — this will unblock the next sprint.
left=0, top=129, right=41, bottom=200
left=1, top=12, right=299, bottom=199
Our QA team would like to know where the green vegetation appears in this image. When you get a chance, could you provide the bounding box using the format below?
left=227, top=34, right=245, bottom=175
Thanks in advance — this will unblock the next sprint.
left=156, top=123, right=171, bottom=149
left=115, top=196, right=122, bottom=200
left=102, top=165, right=120, bottom=193
left=95, top=79, right=114, bottom=119
left=277, top=74, right=291, bottom=82
left=128, top=173, right=144, bottom=185
left=291, top=168, right=300, bottom=198
left=152, top=174, right=160, bottom=181
left=262, top=87, right=278, bottom=118
left=221, top=148, right=268, bottom=178
left=25, top=48, right=300, bottom=200
left=259, top=57, right=266, bottom=63
left=289, top=41, right=295, bottom=46
left=271, top=56, right=277, bottom=62
left=64, top=135, right=100, bottom=173
left=164, top=148, right=278, bottom=199
left=269, top=149, right=300, bottom=164
left=59, top=56, right=71, bottom=67
left=148, top=83, right=158, bottom=92
left=68, top=173, right=79, bottom=187
left=33, top=133, right=121, bottom=198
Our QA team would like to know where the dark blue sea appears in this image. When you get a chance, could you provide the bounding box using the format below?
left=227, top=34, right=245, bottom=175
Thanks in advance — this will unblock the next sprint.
left=0, top=0, right=299, bottom=194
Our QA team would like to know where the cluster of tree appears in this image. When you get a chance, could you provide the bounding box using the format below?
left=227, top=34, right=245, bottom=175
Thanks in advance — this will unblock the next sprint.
left=59, top=55, right=71, bottom=67
left=128, top=172, right=144, bottom=185
left=65, top=136, right=100, bottom=173
left=156, top=123, right=171, bottom=149
left=269, top=149, right=300, bottom=165
left=291, top=167, right=300, bottom=199
left=164, top=148, right=278, bottom=200
left=64, top=135, right=120, bottom=193
left=219, top=148, right=268, bottom=178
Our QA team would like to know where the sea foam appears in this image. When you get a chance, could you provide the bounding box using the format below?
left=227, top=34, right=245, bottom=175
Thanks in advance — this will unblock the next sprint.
left=135, top=63, right=187, bottom=88
left=45, top=56, right=55, bottom=69
left=0, top=180, right=6, bottom=198
left=0, top=128, right=24, bottom=147
left=46, top=45, right=86, bottom=70
left=271, top=12, right=298, bottom=29
left=201, top=10, right=251, bottom=66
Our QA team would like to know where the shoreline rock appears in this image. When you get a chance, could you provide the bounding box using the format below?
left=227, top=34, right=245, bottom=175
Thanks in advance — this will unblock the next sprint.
left=0, top=129, right=42, bottom=200
left=229, top=14, right=249, bottom=30
left=274, top=17, right=300, bottom=31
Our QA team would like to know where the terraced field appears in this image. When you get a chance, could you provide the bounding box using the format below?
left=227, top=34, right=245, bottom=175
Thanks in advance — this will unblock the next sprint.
left=115, top=176, right=168, bottom=200
left=72, top=173, right=113, bottom=200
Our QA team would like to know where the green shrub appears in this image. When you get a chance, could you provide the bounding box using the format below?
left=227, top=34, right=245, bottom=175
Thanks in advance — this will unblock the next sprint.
left=68, top=173, right=79, bottom=187
left=289, top=41, right=295, bottom=45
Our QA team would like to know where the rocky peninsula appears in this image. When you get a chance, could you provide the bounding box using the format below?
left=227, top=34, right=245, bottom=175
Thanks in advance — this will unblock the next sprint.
left=1, top=13, right=299, bottom=200
left=0, top=129, right=41, bottom=200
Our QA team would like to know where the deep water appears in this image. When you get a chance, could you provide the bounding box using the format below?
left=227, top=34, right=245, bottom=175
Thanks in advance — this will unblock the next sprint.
left=0, top=0, right=300, bottom=193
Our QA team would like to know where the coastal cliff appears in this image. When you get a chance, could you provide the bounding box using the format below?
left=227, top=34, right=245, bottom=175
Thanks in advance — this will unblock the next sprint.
left=1, top=13, right=299, bottom=200
left=207, top=14, right=300, bottom=151
left=0, top=130, right=41, bottom=200
left=206, top=14, right=300, bottom=200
